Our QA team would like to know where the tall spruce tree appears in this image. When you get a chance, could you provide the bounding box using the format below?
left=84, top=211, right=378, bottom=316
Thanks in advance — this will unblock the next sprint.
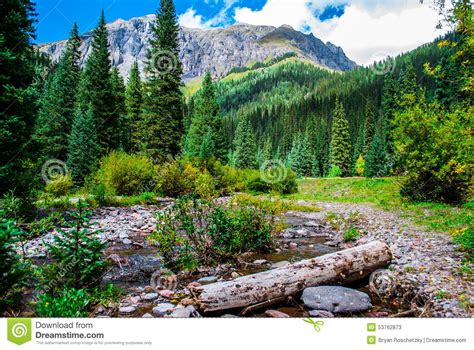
left=234, top=115, right=257, bottom=169
left=141, top=0, right=184, bottom=162
left=287, top=132, right=313, bottom=177
left=77, top=10, right=118, bottom=154
left=0, top=0, right=37, bottom=193
left=365, top=128, right=389, bottom=178
left=328, top=99, right=352, bottom=177
left=110, top=67, right=127, bottom=151
left=185, top=72, right=226, bottom=161
left=362, top=100, right=376, bottom=156
left=125, top=61, right=143, bottom=152
left=67, top=108, right=99, bottom=182
left=35, top=22, right=81, bottom=160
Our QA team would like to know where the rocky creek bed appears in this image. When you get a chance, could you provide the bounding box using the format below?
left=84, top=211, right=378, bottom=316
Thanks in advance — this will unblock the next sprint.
left=20, top=199, right=473, bottom=318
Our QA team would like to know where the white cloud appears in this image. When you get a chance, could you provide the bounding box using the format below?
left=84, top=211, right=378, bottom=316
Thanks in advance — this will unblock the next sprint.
left=178, top=8, right=210, bottom=29
left=233, top=0, right=447, bottom=65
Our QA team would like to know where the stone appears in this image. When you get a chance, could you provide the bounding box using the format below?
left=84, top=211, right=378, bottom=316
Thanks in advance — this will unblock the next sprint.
left=159, top=290, right=174, bottom=299
left=289, top=242, right=298, bottom=248
left=168, top=306, right=199, bottom=318
left=264, top=310, right=290, bottom=318
left=302, top=286, right=372, bottom=314
left=271, top=261, right=290, bottom=269
left=119, top=306, right=137, bottom=314
left=231, top=272, right=240, bottom=279
left=197, top=276, right=218, bottom=284
left=253, top=259, right=268, bottom=265
left=143, top=293, right=158, bottom=301
left=152, top=303, right=176, bottom=316
left=122, top=238, right=132, bottom=245
left=130, top=296, right=141, bottom=304
left=309, top=310, right=334, bottom=318
left=142, top=313, right=153, bottom=318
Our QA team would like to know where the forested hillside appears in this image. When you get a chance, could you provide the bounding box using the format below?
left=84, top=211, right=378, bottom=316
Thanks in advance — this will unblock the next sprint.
left=185, top=35, right=456, bottom=179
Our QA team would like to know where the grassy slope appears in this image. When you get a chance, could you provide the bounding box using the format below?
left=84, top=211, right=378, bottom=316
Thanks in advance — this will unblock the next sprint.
left=283, top=177, right=473, bottom=236
left=183, top=56, right=330, bottom=99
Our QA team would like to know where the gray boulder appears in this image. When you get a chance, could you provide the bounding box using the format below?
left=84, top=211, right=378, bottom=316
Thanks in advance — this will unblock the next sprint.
left=302, top=286, right=372, bottom=313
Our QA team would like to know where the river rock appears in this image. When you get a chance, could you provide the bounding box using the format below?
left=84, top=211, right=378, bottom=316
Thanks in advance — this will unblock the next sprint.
left=122, top=238, right=132, bottom=245
left=152, top=303, right=176, bottom=316
left=168, top=306, right=198, bottom=318
left=271, top=261, right=290, bottom=269
left=119, top=306, right=137, bottom=314
left=159, top=290, right=174, bottom=299
left=231, top=272, right=240, bottom=279
left=308, top=310, right=335, bottom=318
left=253, top=259, right=268, bottom=265
left=264, top=310, right=290, bottom=318
left=302, top=286, right=372, bottom=313
left=198, top=276, right=218, bottom=284
left=142, top=313, right=154, bottom=318
left=143, top=293, right=158, bottom=301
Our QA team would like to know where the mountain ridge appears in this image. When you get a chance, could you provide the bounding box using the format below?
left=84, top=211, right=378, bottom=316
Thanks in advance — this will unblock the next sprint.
left=38, top=14, right=357, bottom=81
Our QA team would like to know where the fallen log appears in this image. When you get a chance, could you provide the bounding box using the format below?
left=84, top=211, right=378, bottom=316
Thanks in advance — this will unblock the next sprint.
left=192, top=241, right=392, bottom=313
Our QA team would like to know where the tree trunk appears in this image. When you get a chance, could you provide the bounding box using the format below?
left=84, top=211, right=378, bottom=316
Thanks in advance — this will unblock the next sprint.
left=192, top=241, right=392, bottom=313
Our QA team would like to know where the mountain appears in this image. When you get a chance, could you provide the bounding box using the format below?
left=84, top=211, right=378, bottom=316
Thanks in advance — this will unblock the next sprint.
left=38, top=15, right=357, bottom=81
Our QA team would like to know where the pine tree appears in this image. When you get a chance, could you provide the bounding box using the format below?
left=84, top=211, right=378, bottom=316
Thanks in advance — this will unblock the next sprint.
left=125, top=61, right=143, bottom=152
left=67, top=108, right=99, bottom=182
left=362, top=100, right=376, bottom=156
left=141, top=0, right=184, bottom=162
left=77, top=10, right=118, bottom=154
left=0, top=0, right=37, bottom=193
left=328, top=99, right=352, bottom=177
left=287, top=133, right=313, bottom=177
left=110, top=67, right=127, bottom=151
left=365, top=127, right=389, bottom=178
left=35, top=22, right=81, bottom=160
left=381, top=73, right=399, bottom=154
left=234, top=115, right=257, bottom=169
left=185, top=72, right=225, bottom=161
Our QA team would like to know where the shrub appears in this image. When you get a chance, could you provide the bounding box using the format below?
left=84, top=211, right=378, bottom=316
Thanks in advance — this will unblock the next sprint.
left=394, top=101, right=472, bottom=204
left=354, top=155, right=365, bottom=176
left=452, top=227, right=473, bottom=259
left=44, top=175, right=73, bottom=197
left=38, top=201, right=106, bottom=293
left=148, top=198, right=275, bottom=270
left=155, top=160, right=200, bottom=198
left=343, top=225, right=360, bottom=242
left=94, top=151, right=155, bottom=196
left=0, top=213, right=27, bottom=312
left=245, top=168, right=298, bottom=195
left=207, top=161, right=246, bottom=194
left=36, top=288, right=91, bottom=317
left=194, top=171, right=218, bottom=199
left=328, top=165, right=342, bottom=178
left=27, top=211, right=65, bottom=238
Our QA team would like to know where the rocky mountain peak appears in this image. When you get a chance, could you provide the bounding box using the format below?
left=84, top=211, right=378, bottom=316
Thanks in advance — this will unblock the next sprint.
left=38, top=15, right=357, bottom=81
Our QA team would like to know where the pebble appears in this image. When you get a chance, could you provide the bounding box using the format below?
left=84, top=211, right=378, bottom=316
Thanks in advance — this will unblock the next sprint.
left=142, top=313, right=154, bottom=318
left=264, top=310, right=290, bottom=318
left=231, top=272, right=240, bottom=279
left=197, top=276, right=218, bottom=284
left=122, top=238, right=133, bottom=245
left=271, top=261, right=290, bottom=269
left=143, top=293, right=158, bottom=301
left=253, top=259, right=268, bottom=265
left=159, top=290, right=174, bottom=299
left=302, top=286, right=372, bottom=313
left=308, top=310, right=335, bottom=318
left=119, top=306, right=137, bottom=314
left=152, top=303, right=175, bottom=316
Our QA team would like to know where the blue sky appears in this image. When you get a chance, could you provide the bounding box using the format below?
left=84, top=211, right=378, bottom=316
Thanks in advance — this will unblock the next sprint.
left=36, top=0, right=445, bottom=65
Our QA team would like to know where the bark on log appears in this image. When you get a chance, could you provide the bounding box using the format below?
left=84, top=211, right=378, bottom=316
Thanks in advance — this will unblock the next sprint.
left=193, top=241, right=392, bottom=313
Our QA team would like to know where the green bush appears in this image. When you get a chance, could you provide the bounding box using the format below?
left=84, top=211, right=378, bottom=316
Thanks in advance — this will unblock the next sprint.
left=394, top=102, right=472, bottom=204
left=328, top=165, right=342, bottom=178
left=343, top=225, right=360, bottom=242
left=93, top=151, right=156, bottom=196
left=155, top=160, right=200, bottom=197
left=44, top=175, right=73, bottom=197
left=149, top=198, right=275, bottom=270
left=27, top=212, right=65, bottom=238
left=452, top=227, right=473, bottom=259
left=0, top=213, right=27, bottom=312
left=194, top=171, right=218, bottom=199
left=36, top=288, right=91, bottom=317
left=246, top=168, right=298, bottom=195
